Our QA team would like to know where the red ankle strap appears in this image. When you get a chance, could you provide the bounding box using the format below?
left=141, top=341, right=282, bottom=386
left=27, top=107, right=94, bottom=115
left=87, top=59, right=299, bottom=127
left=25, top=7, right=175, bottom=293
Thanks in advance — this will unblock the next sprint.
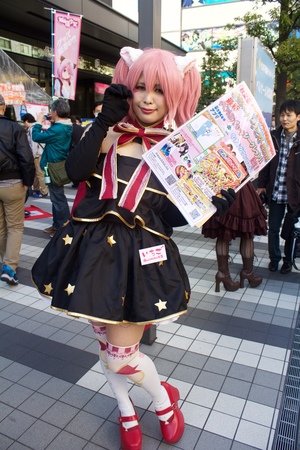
left=155, top=403, right=176, bottom=416
left=119, top=414, right=138, bottom=423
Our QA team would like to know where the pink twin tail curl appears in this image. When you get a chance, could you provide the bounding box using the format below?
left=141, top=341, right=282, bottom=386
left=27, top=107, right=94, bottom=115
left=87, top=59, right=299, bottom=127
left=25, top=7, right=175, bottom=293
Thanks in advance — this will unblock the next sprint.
left=119, top=46, right=197, bottom=78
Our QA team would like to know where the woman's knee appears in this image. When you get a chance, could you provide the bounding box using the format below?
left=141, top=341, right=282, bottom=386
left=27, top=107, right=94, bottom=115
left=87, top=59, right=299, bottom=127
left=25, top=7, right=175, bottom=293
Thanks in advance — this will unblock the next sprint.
left=106, top=323, right=145, bottom=347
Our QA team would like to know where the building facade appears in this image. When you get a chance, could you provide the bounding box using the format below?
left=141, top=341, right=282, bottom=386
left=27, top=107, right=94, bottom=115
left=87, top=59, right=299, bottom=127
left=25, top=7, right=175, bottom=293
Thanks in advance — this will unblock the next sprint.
left=113, top=0, right=274, bottom=71
left=0, top=0, right=274, bottom=118
left=0, top=0, right=183, bottom=118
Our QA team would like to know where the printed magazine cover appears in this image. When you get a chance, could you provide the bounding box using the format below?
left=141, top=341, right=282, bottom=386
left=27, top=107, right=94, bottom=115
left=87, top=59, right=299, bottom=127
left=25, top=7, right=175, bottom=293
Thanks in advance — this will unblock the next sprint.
left=143, top=81, right=275, bottom=228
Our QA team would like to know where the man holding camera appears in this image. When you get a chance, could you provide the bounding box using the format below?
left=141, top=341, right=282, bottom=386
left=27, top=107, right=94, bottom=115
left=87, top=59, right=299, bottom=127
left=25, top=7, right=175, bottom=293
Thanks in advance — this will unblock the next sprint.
left=258, top=100, right=300, bottom=274
left=32, top=99, right=72, bottom=238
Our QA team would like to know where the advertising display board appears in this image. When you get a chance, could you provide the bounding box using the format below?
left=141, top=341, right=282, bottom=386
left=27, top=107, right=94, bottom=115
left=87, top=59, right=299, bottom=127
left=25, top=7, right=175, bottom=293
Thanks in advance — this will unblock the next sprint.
left=53, top=11, right=82, bottom=100
left=143, top=82, right=275, bottom=227
left=237, top=37, right=275, bottom=128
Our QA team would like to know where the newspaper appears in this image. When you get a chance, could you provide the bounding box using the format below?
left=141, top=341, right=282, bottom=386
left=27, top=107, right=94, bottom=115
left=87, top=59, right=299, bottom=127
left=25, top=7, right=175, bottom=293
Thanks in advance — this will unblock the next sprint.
left=143, top=81, right=275, bottom=228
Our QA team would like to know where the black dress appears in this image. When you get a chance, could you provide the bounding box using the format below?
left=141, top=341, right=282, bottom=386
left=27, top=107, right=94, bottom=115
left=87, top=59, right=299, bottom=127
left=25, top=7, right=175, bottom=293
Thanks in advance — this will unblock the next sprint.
left=32, top=153, right=190, bottom=325
left=202, top=181, right=267, bottom=241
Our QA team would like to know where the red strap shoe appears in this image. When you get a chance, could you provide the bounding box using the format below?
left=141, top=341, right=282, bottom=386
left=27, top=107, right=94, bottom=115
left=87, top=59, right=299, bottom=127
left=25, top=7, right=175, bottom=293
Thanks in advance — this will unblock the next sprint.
left=155, top=381, right=185, bottom=443
left=118, top=408, right=142, bottom=450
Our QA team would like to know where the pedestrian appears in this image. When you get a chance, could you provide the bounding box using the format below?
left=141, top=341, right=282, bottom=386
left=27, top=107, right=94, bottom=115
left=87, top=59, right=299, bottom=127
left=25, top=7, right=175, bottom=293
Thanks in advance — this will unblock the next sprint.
left=92, top=100, right=103, bottom=117
left=202, top=181, right=267, bottom=291
left=75, top=116, right=82, bottom=126
left=70, top=100, right=105, bottom=206
left=32, top=99, right=72, bottom=238
left=32, top=47, right=235, bottom=449
left=69, top=115, right=85, bottom=188
left=21, top=113, right=48, bottom=198
left=0, top=94, right=35, bottom=285
left=69, top=115, right=85, bottom=150
left=258, top=99, right=300, bottom=274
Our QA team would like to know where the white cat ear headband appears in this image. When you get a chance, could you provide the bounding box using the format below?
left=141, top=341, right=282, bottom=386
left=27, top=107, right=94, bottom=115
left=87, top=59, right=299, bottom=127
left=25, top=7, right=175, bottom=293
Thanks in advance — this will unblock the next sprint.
left=120, top=47, right=144, bottom=67
left=120, top=46, right=197, bottom=78
left=174, top=53, right=197, bottom=78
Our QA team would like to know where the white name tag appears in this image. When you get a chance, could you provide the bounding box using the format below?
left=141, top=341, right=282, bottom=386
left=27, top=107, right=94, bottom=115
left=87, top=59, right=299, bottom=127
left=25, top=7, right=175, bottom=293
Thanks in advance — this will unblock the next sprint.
left=139, top=244, right=167, bottom=266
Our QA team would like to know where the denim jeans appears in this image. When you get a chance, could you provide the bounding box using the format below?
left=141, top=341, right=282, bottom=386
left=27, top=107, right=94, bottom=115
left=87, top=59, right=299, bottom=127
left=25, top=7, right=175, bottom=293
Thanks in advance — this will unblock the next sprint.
left=48, top=183, right=70, bottom=229
left=268, top=201, right=293, bottom=263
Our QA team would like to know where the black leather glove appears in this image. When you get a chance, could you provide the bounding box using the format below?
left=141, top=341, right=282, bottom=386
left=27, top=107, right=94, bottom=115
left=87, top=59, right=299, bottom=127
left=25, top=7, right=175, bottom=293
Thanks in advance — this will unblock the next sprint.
left=212, top=188, right=236, bottom=216
left=99, top=84, right=132, bottom=128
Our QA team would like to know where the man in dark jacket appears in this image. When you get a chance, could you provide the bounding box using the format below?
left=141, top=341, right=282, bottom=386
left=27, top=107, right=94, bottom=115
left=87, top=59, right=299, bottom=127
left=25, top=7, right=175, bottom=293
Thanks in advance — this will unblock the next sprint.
left=0, top=94, right=35, bottom=285
left=258, top=100, right=300, bottom=274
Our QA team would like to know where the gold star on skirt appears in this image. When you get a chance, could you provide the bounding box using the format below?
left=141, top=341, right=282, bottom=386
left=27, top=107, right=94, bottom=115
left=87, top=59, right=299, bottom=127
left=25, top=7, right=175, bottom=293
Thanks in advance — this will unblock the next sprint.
left=155, top=299, right=167, bottom=311
left=64, top=283, right=75, bottom=296
left=107, top=235, right=117, bottom=247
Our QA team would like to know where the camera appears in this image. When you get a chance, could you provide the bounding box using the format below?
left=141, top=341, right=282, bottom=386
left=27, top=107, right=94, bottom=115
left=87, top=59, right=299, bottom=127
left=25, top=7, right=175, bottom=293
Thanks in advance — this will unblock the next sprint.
left=43, top=114, right=51, bottom=120
left=259, top=192, right=267, bottom=204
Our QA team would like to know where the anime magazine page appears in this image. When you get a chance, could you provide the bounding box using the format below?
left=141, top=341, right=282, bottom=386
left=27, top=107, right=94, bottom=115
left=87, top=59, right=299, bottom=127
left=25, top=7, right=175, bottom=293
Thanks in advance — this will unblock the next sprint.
left=143, top=81, right=275, bottom=228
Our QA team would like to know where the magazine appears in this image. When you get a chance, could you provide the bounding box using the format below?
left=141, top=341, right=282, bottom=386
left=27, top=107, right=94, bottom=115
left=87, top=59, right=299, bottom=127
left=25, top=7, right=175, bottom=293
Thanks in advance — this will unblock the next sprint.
left=143, top=81, right=275, bottom=228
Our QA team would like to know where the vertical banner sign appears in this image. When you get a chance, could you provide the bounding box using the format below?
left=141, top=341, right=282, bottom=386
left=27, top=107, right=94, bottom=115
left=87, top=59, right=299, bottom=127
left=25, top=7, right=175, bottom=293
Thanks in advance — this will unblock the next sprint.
left=53, top=11, right=82, bottom=100
left=237, top=37, right=275, bottom=128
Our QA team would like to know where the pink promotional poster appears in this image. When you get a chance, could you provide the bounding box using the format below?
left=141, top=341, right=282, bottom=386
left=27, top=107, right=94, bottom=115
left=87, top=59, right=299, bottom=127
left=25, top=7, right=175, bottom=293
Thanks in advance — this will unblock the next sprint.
left=53, top=11, right=82, bottom=100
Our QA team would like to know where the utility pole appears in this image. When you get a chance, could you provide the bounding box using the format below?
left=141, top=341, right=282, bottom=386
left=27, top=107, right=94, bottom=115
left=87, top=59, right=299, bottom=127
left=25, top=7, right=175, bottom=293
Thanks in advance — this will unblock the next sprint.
left=138, top=1, right=160, bottom=345
left=138, top=0, right=161, bottom=49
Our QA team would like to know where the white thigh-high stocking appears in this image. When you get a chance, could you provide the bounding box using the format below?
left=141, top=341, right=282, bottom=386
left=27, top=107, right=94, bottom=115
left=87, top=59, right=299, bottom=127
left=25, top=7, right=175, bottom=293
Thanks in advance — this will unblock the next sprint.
left=91, top=324, right=138, bottom=430
left=106, top=341, right=173, bottom=422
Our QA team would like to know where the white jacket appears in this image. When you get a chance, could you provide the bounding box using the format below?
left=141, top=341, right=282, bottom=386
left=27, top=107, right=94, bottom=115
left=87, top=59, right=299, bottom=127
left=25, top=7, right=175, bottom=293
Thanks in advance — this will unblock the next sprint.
left=27, top=123, right=43, bottom=158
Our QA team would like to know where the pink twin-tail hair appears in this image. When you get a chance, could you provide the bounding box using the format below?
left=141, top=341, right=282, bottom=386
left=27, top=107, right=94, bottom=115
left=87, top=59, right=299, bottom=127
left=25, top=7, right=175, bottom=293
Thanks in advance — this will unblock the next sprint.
left=112, top=48, right=201, bottom=127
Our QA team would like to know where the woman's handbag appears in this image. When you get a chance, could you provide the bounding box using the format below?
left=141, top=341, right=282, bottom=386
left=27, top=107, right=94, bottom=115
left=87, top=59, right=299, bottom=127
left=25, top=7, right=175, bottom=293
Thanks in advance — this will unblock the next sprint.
left=47, top=160, right=70, bottom=186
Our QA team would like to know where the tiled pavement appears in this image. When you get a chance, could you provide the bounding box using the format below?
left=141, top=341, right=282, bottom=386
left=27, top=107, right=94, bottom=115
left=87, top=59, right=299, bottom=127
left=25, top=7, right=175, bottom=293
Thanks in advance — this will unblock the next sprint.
left=0, top=185, right=299, bottom=450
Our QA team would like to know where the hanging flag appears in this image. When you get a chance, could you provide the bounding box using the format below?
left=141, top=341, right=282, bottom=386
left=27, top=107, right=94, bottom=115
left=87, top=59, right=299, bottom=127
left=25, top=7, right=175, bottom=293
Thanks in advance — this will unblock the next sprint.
left=53, top=11, right=82, bottom=100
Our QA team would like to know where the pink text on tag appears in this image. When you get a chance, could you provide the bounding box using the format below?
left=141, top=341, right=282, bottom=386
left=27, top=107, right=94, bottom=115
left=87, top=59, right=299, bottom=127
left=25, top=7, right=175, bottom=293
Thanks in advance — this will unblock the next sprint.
left=139, top=244, right=167, bottom=266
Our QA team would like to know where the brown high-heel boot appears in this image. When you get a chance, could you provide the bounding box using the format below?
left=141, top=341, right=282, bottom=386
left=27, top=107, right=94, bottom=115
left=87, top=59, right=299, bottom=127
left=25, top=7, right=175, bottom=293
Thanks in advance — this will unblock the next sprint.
left=239, top=239, right=263, bottom=288
left=215, top=254, right=240, bottom=292
left=240, top=257, right=262, bottom=288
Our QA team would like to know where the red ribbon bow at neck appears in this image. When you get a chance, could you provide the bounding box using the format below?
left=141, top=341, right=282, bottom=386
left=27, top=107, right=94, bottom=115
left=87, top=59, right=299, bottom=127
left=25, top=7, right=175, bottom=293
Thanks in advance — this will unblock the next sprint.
left=99, top=119, right=169, bottom=212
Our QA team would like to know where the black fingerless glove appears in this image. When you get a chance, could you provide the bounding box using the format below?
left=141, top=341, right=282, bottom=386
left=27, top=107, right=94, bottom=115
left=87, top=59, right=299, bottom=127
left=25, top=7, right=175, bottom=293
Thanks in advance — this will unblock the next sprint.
left=98, top=84, right=132, bottom=128
left=212, top=188, right=236, bottom=216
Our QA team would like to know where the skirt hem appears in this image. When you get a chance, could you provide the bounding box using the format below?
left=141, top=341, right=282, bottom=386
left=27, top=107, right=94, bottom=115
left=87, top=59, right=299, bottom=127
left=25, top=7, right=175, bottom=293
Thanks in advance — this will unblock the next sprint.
left=50, top=304, right=188, bottom=326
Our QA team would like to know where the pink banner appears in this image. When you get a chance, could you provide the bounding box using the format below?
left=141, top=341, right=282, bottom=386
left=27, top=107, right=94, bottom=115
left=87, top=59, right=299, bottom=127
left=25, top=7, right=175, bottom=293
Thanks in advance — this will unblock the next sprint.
left=53, top=11, right=82, bottom=100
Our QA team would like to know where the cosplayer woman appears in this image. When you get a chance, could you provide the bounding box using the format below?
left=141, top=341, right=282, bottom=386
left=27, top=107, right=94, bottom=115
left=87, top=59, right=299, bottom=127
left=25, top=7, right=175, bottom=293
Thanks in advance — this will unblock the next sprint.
left=32, top=47, right=235, bottom=450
